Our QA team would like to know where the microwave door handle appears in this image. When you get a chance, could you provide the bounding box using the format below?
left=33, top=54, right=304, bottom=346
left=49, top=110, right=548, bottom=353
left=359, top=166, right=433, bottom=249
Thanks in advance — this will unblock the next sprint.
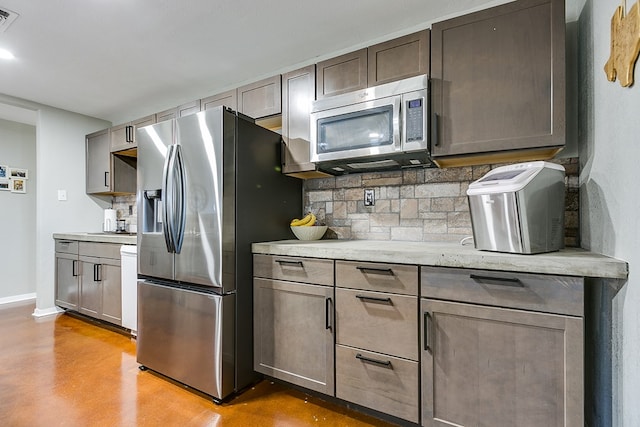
left=394, top=96, right=402, bottom=149
left=432, top=113, right=440, bottom=147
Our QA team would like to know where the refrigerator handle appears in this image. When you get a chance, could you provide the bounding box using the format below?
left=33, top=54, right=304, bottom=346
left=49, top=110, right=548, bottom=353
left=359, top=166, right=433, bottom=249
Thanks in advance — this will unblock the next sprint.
left=172, top=144, right=186, bottom=254
left=162, top=144, right=176, bottom=253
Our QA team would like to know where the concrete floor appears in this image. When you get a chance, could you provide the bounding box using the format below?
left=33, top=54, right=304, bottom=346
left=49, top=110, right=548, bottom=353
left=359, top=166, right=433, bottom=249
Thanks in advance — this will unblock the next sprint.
left=0, top=301, right=397, bottom=426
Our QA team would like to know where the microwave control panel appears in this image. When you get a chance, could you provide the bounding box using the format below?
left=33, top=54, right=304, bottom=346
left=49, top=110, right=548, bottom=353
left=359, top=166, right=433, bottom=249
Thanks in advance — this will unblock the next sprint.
left=405, top=98, right=424, bottom=142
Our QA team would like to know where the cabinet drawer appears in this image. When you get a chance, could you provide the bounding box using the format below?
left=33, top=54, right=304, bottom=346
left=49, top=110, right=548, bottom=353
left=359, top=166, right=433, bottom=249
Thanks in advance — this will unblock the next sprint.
left=421, top=266, right=584, bottom=317
left=336, top=261, right=417, bottom=295
left=253, top=254, right=334, bottom=286
left=336, top=345, right=419, bottom=423
left=336, top=288, right=418, bottom=360
left=55, top=240, right=79, bottom=255
left=79, top=242, right=122, bottom=260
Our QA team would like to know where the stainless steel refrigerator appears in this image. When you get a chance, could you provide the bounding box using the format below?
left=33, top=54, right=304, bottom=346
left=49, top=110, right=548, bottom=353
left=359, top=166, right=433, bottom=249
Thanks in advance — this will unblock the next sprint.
left=135, top=106, right=301, bottom=402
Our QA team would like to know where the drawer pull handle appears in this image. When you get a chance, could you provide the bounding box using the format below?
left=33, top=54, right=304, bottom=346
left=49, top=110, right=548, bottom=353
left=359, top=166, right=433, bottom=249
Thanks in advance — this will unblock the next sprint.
left=424, top=312, right=432, bottom=352
left=356, top=266, right=394, bottom=276
left=470, top=274, right=523, bottom=287
left=356, top=353, right=392, bottom=368
left=325, top=297, right=332, bottom=331
left=72, top=260, right=78, bottom=277
left=355, top=295, right=393, bottom=305
left=275, top=259, right=304, bottom=267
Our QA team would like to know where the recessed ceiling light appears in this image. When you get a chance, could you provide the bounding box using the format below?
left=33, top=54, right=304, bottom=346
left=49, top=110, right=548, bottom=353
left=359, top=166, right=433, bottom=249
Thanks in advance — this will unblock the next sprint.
left=0, top=48, right=14, bottom=59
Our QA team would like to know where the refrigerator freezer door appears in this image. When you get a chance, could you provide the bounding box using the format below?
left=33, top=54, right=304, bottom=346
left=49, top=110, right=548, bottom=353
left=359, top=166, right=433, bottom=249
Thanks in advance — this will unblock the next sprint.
left=174, top=109, right=225, bottom=288
left=137, top=281, right=236, bottom=400
left=136, top=119, right=175, bottom=280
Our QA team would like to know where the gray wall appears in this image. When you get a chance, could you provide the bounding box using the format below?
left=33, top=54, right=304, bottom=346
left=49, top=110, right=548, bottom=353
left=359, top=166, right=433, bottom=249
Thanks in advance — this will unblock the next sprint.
left=0, top=119, right=37, bottom=301
left=33, top=106, right=111, bottom=316
left=579, top=0, right=640, bottom=425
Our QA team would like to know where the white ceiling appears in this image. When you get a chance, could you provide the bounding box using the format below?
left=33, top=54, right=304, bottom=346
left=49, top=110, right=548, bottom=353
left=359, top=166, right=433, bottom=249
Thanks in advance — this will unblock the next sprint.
left=0, top=0, right=584, bottom=126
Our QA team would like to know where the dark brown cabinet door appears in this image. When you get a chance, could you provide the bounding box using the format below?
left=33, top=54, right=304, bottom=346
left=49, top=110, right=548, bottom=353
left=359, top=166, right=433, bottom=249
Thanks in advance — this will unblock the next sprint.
left=201, top=89, right=237, bottom=111
left=316, top=48, right=368, bottom=99
left=100, top=259, right=122, bottom=325
left=281, top=65, right=317, bottom=175
left=421, top=298, right=583, bottom=427
left=79, top=256, right=102, bottom=318
left=368, top=30, right=430, bottom=86
left=237, top=76, right=282, bottom=119
left=430, top=0, right=565, bottom=166
left=253, top=278, right=334, bottom=395
left=86, top=129, right=111, bottom=194
left=55, top=253, right=79, bottom=310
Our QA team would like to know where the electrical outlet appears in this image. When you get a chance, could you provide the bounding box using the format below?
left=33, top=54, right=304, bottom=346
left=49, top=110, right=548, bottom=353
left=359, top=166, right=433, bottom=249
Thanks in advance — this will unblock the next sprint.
left=57, top=190, right=67, bottom=201
left=364, top=189, right=375, bottom=206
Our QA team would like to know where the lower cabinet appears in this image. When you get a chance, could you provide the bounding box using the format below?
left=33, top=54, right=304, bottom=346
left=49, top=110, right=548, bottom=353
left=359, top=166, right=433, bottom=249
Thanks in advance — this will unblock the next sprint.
left=55, top=239, right=123, bottom=326
left=78, top=255, right=122, bottom=324
left=335, top=260, right=420, bottom=423
left=336, top=345, right=419, bottom=422
left=421, top=267, right=584, bottom=427
left=253, top=255, right=335, bottom=395
left=251, top=252, right=586, bottom=427
left=55, top=240, right=80, bottom=310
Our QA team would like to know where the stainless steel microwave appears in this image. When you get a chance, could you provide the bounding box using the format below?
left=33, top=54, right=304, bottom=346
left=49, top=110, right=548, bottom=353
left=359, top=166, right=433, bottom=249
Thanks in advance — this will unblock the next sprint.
left=310, top=75, right=430, bottom=173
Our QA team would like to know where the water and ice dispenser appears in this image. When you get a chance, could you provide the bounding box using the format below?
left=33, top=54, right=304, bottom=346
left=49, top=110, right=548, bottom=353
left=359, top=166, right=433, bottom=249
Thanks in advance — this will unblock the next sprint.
left=142, top=189, right=163, bottom=233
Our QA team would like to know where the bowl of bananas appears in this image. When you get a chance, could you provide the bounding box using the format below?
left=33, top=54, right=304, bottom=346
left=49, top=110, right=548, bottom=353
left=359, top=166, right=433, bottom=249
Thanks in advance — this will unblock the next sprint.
left=290, top=213, right=327, bottom=240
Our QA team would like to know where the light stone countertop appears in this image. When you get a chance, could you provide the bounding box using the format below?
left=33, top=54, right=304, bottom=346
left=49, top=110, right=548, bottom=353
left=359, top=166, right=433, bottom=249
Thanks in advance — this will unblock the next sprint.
left=252, top=239, right=628, bottom=280
left=54, top=232, right=137, bottom=245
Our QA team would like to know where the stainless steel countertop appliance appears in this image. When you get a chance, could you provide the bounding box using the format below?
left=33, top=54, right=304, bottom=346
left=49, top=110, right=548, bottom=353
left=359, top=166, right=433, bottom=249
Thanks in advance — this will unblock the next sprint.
left=467, top=161, right=565, bottom=254
left=135, top=106, right=301, bottom=402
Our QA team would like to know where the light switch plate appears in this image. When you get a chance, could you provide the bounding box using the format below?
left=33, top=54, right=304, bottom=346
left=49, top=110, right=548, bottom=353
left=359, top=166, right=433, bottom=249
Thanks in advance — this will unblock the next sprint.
left=57, top=190, right=67, bottom=201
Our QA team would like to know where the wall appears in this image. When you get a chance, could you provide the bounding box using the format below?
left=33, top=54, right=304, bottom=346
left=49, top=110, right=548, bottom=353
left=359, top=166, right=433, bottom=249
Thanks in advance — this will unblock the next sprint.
left=579, top=0, right=640, bottom=425
left=304, top=158, right=580, bottom=246
left=34, top=106, right=111, bottom=315
left=0, top=119, right=37, bottom=301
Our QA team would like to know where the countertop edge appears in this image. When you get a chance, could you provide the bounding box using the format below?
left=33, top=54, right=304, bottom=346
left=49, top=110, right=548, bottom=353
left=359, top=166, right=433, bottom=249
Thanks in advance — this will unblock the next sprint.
left=53, top=232, right=137, bottom=245
left=251, top=240, right=629, bottom=280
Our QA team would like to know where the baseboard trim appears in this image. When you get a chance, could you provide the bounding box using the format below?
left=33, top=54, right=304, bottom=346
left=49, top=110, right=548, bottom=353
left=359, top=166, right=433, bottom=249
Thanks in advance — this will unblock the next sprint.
left=32, top=306, right=65, bottom=318
left=0, top=292, right=36, bottom=306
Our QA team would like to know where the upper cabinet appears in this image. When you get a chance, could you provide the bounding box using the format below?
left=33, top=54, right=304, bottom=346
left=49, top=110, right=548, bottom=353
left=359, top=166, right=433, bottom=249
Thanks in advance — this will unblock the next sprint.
left=237, top=75, right=282, bottom=119
left=316, top=49, right=368, bottom=100
left=202, top=89, right=238, bottom=111
left=367, top=30, right=430, bottom=87
left=86, top=129, right=111, bottom=194
left=281, top=65, right=328, bottom=178
left=110, top=114, right=156, bottom=153
left=430, top=0, right=566, bottom=168
left=86, top=128, right=136, bottom=195
left=156, top=99, right=202, bottom=123
left=316, top=30, right=430, bottom=100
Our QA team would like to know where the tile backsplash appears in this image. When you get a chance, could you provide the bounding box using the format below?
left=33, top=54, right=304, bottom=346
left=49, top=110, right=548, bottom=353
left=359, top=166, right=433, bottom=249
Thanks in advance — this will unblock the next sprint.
left=303, top=158, right=579, bottom=247
left=112, top=158, right=579, bottom=247
left=112, top=194, right=137, bottom=231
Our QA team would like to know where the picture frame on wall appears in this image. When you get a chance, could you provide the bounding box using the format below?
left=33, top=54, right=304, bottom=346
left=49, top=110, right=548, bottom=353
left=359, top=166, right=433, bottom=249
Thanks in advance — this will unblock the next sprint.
left=0, top=165, right=8, bottom=179
left=10, top=168, right=28, bottom=179
left=11, top=178, right=26, bottom=194
left=0, top=180, right=9, bottom=191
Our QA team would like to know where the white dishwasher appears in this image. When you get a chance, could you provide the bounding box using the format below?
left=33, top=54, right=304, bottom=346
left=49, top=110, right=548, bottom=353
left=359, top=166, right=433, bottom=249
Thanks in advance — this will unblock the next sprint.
left=120, top=245, right=138, bottom=336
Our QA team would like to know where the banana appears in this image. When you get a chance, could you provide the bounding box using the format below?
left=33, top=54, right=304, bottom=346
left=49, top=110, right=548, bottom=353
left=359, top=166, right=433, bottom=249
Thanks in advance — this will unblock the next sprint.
left=290, top=213, right=313, bottom=226
left=302, top=213, right=316, bottom=226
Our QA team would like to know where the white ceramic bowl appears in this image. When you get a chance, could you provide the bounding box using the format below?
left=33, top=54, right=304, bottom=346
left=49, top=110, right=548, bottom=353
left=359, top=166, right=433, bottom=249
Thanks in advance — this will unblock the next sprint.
left=290, top=225, right=328, bottom=241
